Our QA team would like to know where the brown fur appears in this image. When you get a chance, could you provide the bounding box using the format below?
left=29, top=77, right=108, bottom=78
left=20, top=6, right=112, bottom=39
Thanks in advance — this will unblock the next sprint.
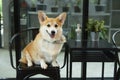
left=19, top=11, right=66, bottom=69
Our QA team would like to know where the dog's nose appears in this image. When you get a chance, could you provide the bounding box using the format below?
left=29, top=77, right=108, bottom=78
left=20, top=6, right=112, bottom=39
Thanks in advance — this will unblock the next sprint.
left=51, top=31, right=55, bottom=35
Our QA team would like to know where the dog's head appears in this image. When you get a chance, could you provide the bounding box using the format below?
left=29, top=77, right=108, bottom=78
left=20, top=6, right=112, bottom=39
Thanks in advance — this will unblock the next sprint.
left=38, top=11, right=67, bottom=42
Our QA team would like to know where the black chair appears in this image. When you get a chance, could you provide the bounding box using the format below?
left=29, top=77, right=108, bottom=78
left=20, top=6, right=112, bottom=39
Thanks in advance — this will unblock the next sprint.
left=9, top=27, right=67, bottom=80
left=112, top=30, right=120, bottom=80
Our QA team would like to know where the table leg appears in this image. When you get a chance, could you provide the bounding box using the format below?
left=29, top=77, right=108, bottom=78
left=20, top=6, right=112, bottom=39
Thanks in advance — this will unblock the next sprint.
left=114, top=51, right=119, bottom=80
left=65, top=43, right=69, bottom=80
left=66, top=53, right=68, bottom=80
left=67, top=52, right=70, bottom=80
left=115, top=68, right=120, bottom=80
left=114, top=61, right=117, bottom=80
left=70, top=52, right=72, bottom=80
left=81, top=62, right=87, bottom=80
left=102, top=62, right=105, bottom=80
left=70, top=62, right=72, bottom=80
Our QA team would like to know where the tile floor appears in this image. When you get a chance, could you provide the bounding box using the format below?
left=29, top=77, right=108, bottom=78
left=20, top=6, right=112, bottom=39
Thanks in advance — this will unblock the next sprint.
left=0, top=49, right=117, bottom=79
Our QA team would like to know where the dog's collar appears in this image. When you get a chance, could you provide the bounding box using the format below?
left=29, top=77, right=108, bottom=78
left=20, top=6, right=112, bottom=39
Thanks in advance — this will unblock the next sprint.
left=43, top=39, right=63, bottom=44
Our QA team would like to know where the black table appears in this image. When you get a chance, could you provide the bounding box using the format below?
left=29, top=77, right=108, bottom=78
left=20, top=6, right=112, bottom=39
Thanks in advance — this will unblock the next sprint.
left=65, top=40, right=120, bottom=80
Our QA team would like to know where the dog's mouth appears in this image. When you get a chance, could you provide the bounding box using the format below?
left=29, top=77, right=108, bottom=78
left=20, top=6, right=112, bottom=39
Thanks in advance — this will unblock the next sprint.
left=46, top=30, right=55, bottom=38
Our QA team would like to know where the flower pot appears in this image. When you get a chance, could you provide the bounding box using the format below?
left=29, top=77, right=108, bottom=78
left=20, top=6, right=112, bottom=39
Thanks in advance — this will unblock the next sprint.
left=95, top=5, right=105, bottom=12
left=29, top=7, right=36, bottom=11
left=90, top=32, right=99, bottom=41
left=74, top=6, right=81, bottom=13
left=51, top=7, right=58, bottom=12
left=37, top=4, right=47, bottom=10
left=62, top=7, right=69, bottom=12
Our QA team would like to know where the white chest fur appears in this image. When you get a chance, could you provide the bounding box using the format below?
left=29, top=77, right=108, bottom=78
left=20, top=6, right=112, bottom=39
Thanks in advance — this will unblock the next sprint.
left=39, top=39, right=63, bottom=63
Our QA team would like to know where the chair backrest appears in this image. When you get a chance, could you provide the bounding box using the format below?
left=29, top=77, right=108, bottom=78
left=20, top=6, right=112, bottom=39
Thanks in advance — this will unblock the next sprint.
left=112, top=30, right=120, bottom=48
left=9, top=27, right=39, bottom=69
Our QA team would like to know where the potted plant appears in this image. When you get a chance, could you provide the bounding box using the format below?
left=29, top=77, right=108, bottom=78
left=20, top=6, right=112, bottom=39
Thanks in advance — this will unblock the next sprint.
left=95, top=0, right=105, bottom=12
left=69, top=24, right=77, bottom=40
left=74, top=0, right=81, bottom=13
left=86, top=19, right=107, bottom=41
left=62, top=2, right=70, bottom=12
left=51, top=0, right=59, bottom=12
left=37, top=0, right=47, bottom=11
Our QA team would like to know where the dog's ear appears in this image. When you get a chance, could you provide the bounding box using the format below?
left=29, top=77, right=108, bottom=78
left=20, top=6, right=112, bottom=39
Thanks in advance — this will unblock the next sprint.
left=38, top=11, right=48, bottom=24
left=56, top=12, right=67, bottom=26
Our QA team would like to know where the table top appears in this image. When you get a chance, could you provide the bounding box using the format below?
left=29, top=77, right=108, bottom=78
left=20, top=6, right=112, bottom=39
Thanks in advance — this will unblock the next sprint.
left=67, top=40, right=120, bottom=51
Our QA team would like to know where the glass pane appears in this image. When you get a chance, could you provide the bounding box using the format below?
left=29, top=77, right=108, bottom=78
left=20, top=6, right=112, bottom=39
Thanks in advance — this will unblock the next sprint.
left=18, top=0, right=83, bottom=40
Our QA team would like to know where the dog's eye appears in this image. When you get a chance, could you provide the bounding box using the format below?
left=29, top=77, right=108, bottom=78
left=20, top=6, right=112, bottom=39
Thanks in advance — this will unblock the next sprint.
left=55, top=24, right=58, bottom=28
left=47, top=24, right=50, bottom=27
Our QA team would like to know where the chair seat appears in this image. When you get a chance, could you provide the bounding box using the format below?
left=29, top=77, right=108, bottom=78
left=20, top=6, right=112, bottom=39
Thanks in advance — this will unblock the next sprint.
left=18, top=63, right=59, bottom=70
left=17, top=63, right=60, bottom=80
left=9, top=27, right=62, bottom=80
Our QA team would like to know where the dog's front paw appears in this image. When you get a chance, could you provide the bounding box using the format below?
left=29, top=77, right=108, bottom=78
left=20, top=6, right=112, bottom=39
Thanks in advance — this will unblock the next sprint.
left=52, top=61, right=59, bottom=67
left=41, top=63, right=48, bottom=69
left=27, top=62, right=33, bottom=67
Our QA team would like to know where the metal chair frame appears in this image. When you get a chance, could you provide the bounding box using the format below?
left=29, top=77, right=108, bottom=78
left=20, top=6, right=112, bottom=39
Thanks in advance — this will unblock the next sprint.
left=9, top=27, right=67, bottom=80
left=112, top=30, right=120, bottom=80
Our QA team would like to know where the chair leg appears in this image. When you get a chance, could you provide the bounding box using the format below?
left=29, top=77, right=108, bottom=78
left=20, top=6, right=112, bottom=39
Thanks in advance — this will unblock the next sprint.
left=115, top=68, right=120, bottom=80
left=52, top=71, right=60, bottom=80
left=49, top=68, right=60, bottom=80
left=16, top=73, right=25, bottom=80
left=16, top=70, right=29, bottom=80
left=16, top=68, right=60, bottom=80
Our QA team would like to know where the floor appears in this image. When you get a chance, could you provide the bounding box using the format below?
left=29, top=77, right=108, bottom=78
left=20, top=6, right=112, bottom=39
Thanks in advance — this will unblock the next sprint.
left=0, top=48, right=117, bottom=79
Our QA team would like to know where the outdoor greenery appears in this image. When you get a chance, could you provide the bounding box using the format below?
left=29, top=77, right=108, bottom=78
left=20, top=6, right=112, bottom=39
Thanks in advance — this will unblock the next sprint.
left=31, top=0, right=36, bottom=7
left=54, top=0, right=59, bottom=6
left=63, top=0, right=70, bottom=7
left=90, top=0, right=99, bottom=4
left=97, top=0, right=100, bottom=4
left=0, top=0, right=2, bottom=15
left=70, top=24, right=77, bottom=39
left=75, top=0, right=81, bottom=6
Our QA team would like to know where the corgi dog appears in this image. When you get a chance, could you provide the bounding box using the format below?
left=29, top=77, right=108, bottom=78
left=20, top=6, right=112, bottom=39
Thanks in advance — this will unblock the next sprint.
left=19, top=11, right=67, bottom=69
